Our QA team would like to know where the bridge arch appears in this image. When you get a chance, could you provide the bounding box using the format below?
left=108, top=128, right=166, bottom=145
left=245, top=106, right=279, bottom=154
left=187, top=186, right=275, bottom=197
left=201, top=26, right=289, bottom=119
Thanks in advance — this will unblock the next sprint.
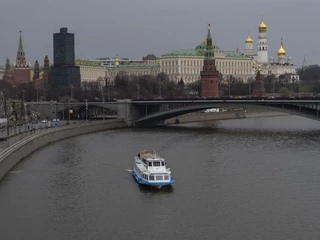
left=135, top=102, right=320, bottom=125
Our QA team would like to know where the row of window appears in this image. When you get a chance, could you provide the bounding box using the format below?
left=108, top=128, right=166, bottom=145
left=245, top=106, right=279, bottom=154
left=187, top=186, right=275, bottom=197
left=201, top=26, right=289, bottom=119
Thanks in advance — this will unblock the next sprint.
left=161, top=67, right=253, bottom=75
left=161, top=59, right=203, bottom=67
left=142, top=174, right=170, bottom=181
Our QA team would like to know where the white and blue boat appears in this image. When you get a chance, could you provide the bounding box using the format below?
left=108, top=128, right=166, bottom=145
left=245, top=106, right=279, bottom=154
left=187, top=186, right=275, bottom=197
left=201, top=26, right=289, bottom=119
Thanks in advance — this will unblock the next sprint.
left=132, top=150, right=174, bottom=189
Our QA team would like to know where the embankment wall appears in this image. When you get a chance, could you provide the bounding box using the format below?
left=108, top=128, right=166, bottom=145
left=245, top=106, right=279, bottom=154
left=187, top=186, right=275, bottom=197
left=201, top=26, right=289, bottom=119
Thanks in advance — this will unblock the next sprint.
left=0, top=119, right=126, bottom=181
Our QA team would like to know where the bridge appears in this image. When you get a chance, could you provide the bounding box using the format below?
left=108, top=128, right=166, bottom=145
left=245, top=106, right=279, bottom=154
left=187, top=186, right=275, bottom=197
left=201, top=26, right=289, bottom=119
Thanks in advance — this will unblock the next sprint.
left=28, top=99, right=320, bottom=127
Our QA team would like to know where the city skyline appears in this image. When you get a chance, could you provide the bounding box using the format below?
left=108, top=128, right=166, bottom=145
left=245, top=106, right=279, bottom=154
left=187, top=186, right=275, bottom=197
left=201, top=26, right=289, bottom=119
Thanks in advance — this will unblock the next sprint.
left=1, top=0, right=319, bottom=66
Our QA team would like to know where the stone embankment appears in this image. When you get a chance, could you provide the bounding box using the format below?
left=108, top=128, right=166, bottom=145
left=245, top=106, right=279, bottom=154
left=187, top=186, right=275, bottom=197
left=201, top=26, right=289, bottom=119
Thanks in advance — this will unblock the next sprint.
left=0, top=119, right=126, bottom=181
left=166, top=110, right=290, bottom=124
left=166, top=112, right=246, bottom=124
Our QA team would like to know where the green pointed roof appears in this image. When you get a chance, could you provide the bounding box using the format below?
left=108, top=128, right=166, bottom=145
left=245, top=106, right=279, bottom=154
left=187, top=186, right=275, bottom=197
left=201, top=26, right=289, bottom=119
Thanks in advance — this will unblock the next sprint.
left=18, top=31, right=24, bottom=53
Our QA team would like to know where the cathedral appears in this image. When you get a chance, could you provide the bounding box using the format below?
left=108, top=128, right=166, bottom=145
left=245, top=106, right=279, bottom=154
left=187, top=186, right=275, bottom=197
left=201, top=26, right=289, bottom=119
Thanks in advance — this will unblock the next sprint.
left=244, top=17, right=299, bottom=83
left=3, top=31, right=50, bottom=89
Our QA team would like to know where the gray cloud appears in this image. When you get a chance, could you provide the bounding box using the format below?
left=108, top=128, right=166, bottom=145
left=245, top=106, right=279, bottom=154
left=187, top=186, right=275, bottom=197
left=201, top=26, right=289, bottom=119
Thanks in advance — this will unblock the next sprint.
left=0, top=0, right=319, bottom=67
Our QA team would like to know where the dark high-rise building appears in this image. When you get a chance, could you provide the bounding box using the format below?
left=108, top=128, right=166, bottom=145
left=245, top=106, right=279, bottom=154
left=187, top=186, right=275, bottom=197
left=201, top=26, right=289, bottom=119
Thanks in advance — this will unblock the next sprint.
left=53, top=27, right=75, bottom=67
left=49, top=28, right=80, bottom=88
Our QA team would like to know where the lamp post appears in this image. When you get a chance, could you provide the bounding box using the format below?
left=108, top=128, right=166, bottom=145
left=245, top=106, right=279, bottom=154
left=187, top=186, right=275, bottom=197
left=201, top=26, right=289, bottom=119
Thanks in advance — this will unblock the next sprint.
left=43, top=88, right=46, bottom=102
left=202, top=79, right=206, bottom=98
left=100, top=83, right=105, bottom=120
left=228, top=75, right=231, bottom=97
left=136, top=83, right=140, bottom=99
left=70, top=84, right=75, bottom=101
left=36, top=87, right=39, bottom=102
left=158, top=80, right=162, bottom=99
left=85, top=99, right=88, bottom=121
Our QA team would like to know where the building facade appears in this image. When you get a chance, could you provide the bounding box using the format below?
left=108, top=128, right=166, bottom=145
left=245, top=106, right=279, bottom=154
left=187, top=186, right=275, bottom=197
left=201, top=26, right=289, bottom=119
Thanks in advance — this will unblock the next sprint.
left=160, top=28, right=254, bottom=84
left=49, top=28, right=81, bottom=88
left=105, top=55, right=160, bottom=81
left=75, top=58, right=106, bottom=83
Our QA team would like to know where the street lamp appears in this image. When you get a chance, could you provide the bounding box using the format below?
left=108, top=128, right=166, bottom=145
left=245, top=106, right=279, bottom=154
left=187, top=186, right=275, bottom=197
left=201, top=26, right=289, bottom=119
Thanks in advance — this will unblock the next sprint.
left=158, top=80, right=162, bottom=99
left=43, top=88, right=46, bottom=102
left=136, top=83, right=140, bottom=99
left=84, top=99, right=88, bottom=121
left=202, top=79, right=206, bottom=98
left=70, top=84, right=75, bottom=101
left=100, top=83, right=105, bottom=120
left=36, top=87, right=39, bottom=102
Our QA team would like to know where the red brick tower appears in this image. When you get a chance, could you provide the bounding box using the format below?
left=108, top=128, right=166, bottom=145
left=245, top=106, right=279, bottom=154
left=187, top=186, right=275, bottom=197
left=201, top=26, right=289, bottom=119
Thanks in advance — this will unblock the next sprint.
left=13, top=31, right=31, bottom=86
left=3, top=57, right=13, bottom=82
left=43, top=54, right=50, bottom=88
left=200, top=24, right=219, bottom=98
left=33, top=60, right=40, bottom=81
left=252, top=67, right=266, bottom=97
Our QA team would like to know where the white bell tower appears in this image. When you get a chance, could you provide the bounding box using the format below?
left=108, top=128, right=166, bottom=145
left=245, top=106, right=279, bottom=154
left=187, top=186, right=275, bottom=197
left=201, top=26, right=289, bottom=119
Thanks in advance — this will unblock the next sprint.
left=257, top=16, right=268, bottom=64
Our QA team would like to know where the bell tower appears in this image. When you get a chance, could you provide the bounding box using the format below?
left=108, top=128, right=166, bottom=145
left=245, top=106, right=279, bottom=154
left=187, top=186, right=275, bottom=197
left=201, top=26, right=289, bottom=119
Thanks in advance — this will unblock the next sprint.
left=200, top=24, right=219, bottom=98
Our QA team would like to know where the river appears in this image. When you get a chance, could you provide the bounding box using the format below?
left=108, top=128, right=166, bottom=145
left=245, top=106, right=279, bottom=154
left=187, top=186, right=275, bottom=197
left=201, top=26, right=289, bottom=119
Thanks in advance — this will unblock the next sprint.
left=0, top=115, right=320, bottom=240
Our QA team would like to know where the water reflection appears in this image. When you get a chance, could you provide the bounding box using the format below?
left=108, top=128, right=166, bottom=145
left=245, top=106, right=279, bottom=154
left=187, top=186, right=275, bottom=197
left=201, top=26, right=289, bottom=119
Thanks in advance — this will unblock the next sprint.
left=138, top=184, right=174, bottom=194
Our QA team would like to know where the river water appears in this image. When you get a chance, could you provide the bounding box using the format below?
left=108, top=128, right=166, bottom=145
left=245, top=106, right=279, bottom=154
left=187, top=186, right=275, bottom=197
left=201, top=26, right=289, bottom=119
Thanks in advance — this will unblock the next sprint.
left=0, top=115, right=320, bottom=240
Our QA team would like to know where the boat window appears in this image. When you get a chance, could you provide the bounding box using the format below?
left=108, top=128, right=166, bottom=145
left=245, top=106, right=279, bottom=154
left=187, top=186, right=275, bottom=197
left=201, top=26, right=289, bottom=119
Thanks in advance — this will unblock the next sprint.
left=156, top=175, right=163, bottom=180
left=148, top=162, right=152, bottom=166
left=161, top=162, right=165, bottom=166
left=153, top=162, right=160, bottom=167
left=149, top=176, right=154, bottom=180
left=164, top=175, right=169, bottom=180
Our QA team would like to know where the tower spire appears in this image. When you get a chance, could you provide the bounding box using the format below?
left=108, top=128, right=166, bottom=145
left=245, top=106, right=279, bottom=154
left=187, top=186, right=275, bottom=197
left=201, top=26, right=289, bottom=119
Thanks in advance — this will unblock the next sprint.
left=18, top=31, right=24, bottom=53
left=16, top=31, right=27, bottom=67
left=206, top=24, right=212, bottom=40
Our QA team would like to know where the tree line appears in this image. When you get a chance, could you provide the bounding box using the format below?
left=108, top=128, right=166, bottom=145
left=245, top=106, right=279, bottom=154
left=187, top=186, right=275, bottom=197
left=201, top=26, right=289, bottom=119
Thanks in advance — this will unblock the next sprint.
left=1, top=65, right=320, bottom=101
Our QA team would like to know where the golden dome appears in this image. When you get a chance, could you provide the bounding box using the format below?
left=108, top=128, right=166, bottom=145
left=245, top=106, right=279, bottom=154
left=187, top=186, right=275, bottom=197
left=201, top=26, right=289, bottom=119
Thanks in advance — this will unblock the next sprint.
left=115, top=55, right=119, bottom=62
left=245, top=35, right=253, bottom=43
left=258, top=15, right=267, bottom=32
left=277, top=39, right=286, bottom=56
left=202, top=39, right=207, bottom=45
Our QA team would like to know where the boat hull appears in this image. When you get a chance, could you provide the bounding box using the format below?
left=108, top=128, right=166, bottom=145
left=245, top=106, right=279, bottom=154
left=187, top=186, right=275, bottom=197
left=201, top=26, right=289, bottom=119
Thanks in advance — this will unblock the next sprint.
left=132, top=169, right=174, bottom=189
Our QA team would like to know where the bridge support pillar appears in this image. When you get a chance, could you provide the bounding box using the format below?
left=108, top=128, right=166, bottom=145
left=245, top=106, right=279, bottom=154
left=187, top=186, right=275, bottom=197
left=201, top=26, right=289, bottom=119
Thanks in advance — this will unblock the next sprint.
left=117, top=99, right=140, bottom=127
left=317, top=104, right=319, bottom=117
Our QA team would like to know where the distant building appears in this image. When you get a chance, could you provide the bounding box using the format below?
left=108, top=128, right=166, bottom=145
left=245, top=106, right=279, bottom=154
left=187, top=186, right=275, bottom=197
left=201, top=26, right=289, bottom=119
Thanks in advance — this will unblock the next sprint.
left=105, top=55, right=160, bottom=81
left=75, top=58, right=105, bottom=83
left=160, top=27, right=254, bottom=84
left=49, top=28, right=80, bottom=88
left=142, top=53, right=158, bottom=64
left=246, top=17, right=299, bottom=82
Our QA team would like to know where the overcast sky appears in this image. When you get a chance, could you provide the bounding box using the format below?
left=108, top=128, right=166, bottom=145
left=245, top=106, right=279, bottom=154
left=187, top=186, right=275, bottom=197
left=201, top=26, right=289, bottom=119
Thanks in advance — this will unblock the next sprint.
left=0, top=0, right=319, bottom=66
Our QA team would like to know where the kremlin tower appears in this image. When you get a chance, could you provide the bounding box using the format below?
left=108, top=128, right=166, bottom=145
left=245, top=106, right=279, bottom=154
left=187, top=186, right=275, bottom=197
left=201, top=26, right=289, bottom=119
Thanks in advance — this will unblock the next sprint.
left=200, top=24, right=219, bottom=98
left=12, top=31, right=31, bottom=86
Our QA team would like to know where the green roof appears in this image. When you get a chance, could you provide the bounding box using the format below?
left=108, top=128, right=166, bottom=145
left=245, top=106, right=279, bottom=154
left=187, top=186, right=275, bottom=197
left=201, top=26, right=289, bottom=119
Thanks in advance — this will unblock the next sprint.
left=75, top=59, right=103, bottom=67
left=225, top=51, right=253, bottom=59
left=105, top=63, right=159, bottom=69
left=194, top=42, right=220, bottom=52
left=161, top=49, right=203, bottom=57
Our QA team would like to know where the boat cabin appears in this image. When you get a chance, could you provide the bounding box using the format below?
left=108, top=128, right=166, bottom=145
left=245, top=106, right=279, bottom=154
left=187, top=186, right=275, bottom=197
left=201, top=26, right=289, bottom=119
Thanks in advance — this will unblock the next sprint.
left=135, top=150, right=170, bottom=182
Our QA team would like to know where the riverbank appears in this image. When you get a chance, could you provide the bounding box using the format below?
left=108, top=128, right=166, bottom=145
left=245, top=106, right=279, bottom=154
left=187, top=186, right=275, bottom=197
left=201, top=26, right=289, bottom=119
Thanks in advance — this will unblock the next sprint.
left=166, top=110, right=290, bottom=124
left=0, top=119, right=126, bottom=181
